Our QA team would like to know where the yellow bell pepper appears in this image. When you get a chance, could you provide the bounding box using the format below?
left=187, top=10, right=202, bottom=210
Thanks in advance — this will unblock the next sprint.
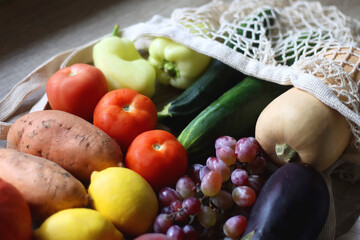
left=148, top=37, right=211, bottom=89
left=93, top=26, right=156, bottom=97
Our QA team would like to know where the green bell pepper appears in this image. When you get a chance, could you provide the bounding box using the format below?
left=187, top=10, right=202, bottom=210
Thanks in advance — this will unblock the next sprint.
left=148, top=37, right=211, bottom=89
left=93, top=26, right=156, bottom=97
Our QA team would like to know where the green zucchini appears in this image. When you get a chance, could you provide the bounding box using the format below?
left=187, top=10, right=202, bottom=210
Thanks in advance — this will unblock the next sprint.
left=157, top=59, right=245, bottom=131
left=177, top=77, right=291, bottom=162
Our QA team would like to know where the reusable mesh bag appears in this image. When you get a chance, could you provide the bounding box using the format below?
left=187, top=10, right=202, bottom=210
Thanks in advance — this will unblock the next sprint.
left=0, top=0, right=359, bottom=239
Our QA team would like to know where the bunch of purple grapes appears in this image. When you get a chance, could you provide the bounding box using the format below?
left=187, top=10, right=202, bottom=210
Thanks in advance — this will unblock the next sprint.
left=152, top=136, right=270, bottom=240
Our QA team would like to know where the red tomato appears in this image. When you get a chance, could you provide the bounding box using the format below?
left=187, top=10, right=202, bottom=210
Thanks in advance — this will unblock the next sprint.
left=93, top=88, right=157, bottom=151
left=46, top=63, right=108, bottom=120
left=125, top=130, right=188, bottom=192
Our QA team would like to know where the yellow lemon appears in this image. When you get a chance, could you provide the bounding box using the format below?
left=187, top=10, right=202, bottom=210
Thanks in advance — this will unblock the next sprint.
left=88, top=167, right=158, bottom=237
left=33, top=208, right=124, bottom=240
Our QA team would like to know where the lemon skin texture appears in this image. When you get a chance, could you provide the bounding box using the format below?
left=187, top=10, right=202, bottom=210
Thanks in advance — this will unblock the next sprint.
left=33, top=208, right=124, bottom=240
left=88, top=167, right=158, bottom=237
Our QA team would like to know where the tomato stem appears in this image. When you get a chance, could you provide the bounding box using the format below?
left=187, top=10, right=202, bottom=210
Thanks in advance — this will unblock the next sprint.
left=122, top=105, right=132, bottom=112
left=153, top=144, right=163, bottom=151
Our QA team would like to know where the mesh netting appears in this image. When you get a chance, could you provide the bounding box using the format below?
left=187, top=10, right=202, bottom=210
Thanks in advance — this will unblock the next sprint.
left=171, top=0, right=359, bottom=62
left=169, top=0, right=360, bottom=151
left=296, top=47, right=360, bottom=148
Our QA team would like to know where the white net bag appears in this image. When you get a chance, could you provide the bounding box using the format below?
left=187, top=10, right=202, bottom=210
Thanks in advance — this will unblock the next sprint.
left=151, top=0, right=360, bottom=178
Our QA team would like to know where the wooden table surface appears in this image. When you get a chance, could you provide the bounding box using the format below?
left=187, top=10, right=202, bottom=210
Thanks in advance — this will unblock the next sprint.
left=0, top=0, right=359, bottom=239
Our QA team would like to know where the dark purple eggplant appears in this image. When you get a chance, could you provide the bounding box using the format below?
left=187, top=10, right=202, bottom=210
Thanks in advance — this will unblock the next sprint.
left=242, top=162, right=330, bottom=240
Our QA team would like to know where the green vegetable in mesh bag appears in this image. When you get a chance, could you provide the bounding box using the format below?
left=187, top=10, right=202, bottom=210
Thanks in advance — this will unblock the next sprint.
left=223, top=6, right=280, bottom=56
left=274, top=30, right=332, bottom=66
left=221, top=6, right=332, bottom=66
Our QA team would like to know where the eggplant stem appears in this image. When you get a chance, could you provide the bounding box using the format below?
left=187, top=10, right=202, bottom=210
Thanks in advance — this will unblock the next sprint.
left=275, top=143, right=298, bottom=162
left=241, top=231, right=254, bottom=240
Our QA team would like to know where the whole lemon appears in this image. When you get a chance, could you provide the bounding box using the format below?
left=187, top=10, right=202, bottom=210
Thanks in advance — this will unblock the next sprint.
left=88, top=167, right=158, bottom=237
left=33, top=208, right=124, bottom=240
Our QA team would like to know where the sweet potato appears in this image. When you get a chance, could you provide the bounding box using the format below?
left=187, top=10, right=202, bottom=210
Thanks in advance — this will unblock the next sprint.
left=0, top=148, right=89, bottom=221
left=6, top=110, right=123, bottom=183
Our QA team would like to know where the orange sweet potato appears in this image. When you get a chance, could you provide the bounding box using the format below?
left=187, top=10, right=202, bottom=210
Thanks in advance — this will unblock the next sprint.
left=0, top=148, right=89, bottom=221
left=6, top=110, right=123, bottom=183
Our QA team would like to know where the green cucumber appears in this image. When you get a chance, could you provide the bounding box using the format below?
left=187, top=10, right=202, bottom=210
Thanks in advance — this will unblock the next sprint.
left=177, top=77, right=291, bottom=162
left=157, top=59, right=245, bottom=131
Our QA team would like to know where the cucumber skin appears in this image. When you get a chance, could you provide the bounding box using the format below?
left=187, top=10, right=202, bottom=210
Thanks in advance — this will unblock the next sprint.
left=158, top=59, right=244, bottom=131
left=177, top=77, right=291, bottom=162
left=242, top=162, right=330, bottom=240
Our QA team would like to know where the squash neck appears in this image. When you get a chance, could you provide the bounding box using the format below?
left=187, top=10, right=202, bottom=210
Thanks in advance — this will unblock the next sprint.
left=275, top=143, right=298, bottom=163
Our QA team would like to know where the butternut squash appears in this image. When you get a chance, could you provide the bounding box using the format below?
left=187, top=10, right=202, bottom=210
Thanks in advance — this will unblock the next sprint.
left=255, top=47, right=359, bottom=171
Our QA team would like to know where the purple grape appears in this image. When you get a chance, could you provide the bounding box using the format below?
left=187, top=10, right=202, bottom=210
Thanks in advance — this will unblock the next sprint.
left=166, top=225, right=184, bottom=240
left=216, top=145, right=236, bottom=166
left=210, top=190, right=234, bottom=210
left=200, top=170, right=222, bottom=197
left=215, top=136, right=237, bottom=150
left=248, top=175, right=265, bottom=195
left=197, top=205, right=216, bottom=228
left=187, top=163, right=203, bottom=184
left=232, top=186, right=256, bottom=207
left=176, top=175, right=196, bottom=199
left=153, top=213, right=174, bottom=233
left=183, top=225, right=197, bottom=240
left=223, top=215, right=247, bottom=238
left=170, top=200, right=183, bottom=212
left=231, top=168, right=249, bottom=186
left=182, top=197, right=201, bottom=215
left=206, top=156, right=230, bottom=182
left=161, top=205, right=173, bottom=214
left=159, top=187, right=182, bottom=207
left=247, top=155, right=267, bottom=175
left=174, top=209, right=188, bottom=223
left=235, top=137, right=259, bottom=163
left=199, top=165, right=211, bottom=181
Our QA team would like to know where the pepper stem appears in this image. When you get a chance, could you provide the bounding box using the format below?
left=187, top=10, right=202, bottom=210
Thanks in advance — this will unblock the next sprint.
left=275, top=143, right=298, bottom=163
left=162, top=60, right=180, bottom=78
left=112, top=25, right=120, bottom=37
